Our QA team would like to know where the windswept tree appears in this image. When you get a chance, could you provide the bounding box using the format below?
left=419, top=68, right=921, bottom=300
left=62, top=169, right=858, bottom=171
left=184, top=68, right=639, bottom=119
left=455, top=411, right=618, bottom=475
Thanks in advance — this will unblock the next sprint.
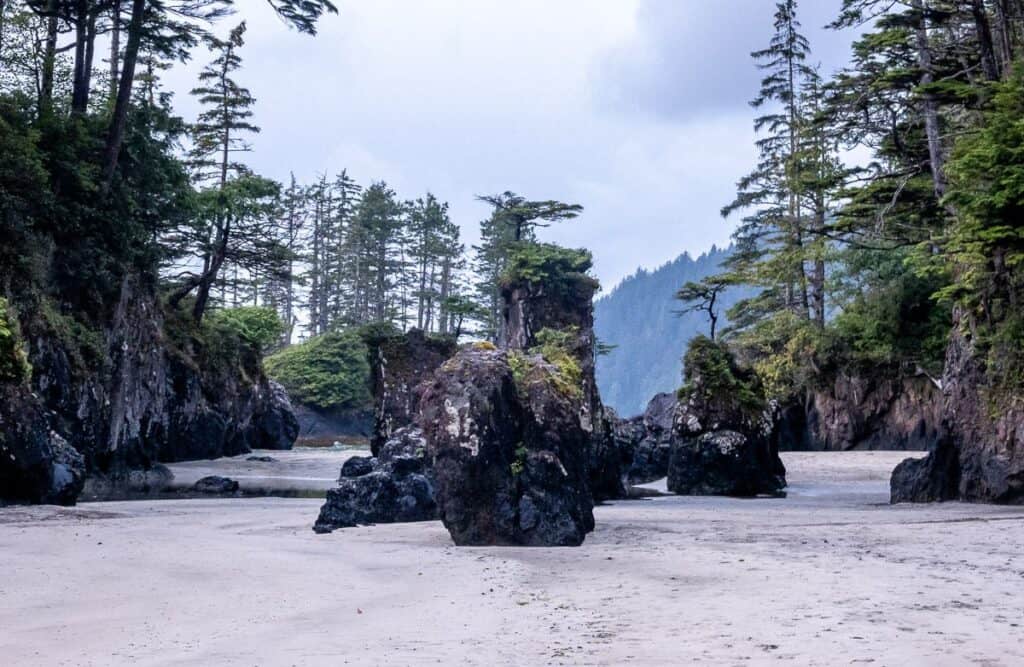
left=168, top=22, right=269, bottom=323
left=475, top=191, right=583, bottom=242
left=676, top=276, right=733, bottom=341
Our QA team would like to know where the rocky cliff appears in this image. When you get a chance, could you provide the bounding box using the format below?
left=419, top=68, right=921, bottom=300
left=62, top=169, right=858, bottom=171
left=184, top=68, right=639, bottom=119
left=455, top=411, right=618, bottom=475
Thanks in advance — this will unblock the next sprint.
left=776, top=373, right=943, bottom=452
left=0, top=275, right=297, bottom=505
left=891, top=319, right=1024, bottom=504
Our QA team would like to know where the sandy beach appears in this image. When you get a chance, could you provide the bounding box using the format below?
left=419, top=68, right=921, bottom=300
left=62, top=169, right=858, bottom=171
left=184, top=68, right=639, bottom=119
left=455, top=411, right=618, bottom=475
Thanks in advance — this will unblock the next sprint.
left=2, top=451, right=1023, bottom=666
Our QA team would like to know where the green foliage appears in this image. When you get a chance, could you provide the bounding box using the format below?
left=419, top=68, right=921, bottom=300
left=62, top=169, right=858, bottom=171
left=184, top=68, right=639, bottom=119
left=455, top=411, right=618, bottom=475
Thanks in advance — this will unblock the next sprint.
left=680, top=335, right=766, bottom=417
left=0, top=298, right=32, bottom=384
left=937, top=65, right=1024, bottom=394
left=532, top=327, right=583, bottom=397
left=37, top=298, right=105, bottom=374
left=829, top=248, right=950, bottom=376
left=508, top=327, right=584, bottom=400
left=264, top=329, right=372, bottom=410
left=207, top=307, right=285, bottom=352
left=941, top=65, right=1024, bottom=319
left=501, top=243, right=599, bottom=295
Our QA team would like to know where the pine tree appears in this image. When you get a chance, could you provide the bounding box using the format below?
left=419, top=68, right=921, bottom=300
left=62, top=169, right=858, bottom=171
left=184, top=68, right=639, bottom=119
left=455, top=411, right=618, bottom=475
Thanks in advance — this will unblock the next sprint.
left=722, top=0, right=816, bottom=331
left=167, top=21, right=267, bottom=323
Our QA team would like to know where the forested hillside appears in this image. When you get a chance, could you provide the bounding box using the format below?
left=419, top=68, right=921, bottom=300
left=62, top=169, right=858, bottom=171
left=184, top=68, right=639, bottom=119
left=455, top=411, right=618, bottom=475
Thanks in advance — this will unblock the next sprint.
left=595, top=246, right=750, bottom=416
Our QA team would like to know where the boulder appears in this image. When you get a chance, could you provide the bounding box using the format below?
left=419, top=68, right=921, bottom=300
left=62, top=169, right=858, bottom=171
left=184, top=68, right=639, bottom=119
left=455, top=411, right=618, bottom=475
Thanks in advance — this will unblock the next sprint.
left=242, top=380, right=299, bottom=451
left=339, top=455, right=376, bottom=479
left=314, top=427, right=436, bottom=533
left=0, top=385, right=85, bottom=505
left=193, top=475, right=240, bottom=494
left=418, top=348, right=594, bottom=547
left=616, top=392, right=676, bottom=485
left=246, top=455, right=277, bottom=463
left=668, top=429, right=786, bottom=497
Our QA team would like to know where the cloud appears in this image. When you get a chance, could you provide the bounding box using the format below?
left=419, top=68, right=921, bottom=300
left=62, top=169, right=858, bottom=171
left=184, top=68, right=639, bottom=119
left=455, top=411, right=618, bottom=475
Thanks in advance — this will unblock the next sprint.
left=596, top=0, right=855, bottom=122
left=161, top=0, right=858, bottom=289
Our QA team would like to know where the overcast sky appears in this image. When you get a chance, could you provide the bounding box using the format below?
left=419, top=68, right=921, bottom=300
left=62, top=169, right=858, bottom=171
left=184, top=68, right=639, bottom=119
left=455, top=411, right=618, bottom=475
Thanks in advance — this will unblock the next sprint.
left=163, top=0, right=857, bottom=292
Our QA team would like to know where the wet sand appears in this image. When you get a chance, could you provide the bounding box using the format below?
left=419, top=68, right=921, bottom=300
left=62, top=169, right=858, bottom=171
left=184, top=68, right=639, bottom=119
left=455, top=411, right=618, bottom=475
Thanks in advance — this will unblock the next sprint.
left=2, top=451, right=1023, bottom=666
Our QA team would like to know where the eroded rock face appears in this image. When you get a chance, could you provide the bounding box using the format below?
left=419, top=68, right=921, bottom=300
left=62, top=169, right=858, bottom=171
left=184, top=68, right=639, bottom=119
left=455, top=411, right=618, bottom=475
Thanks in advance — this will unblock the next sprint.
left=418, top=348, right=595, bottom=546
left=0, top=385, right=85, bottom=505
left=242, top=381, right=300, bottom=451
left=293, top=404, right=373, bottom=443
left=502, top=274, right=625, bottom=501
left=314, top=427, right=436, bottom=533
left=2, top=275, right=300, bottom=505
left=368, top=329, right=457, bottom=456
left=892, top=323, right=1024, bottom=504
left=777, top=373, right=942, bottom=452
left=614, top=393, right=676, bottom=485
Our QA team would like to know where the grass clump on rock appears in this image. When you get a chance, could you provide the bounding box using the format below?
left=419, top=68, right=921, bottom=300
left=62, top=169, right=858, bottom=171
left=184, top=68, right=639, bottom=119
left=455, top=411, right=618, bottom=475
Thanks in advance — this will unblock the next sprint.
left=508, top=327, right=583, bottom=400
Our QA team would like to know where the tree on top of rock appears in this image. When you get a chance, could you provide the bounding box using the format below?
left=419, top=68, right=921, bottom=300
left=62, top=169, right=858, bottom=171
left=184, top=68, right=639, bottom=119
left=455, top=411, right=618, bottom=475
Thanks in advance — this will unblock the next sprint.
left=475, top=191, right=583, bottom=242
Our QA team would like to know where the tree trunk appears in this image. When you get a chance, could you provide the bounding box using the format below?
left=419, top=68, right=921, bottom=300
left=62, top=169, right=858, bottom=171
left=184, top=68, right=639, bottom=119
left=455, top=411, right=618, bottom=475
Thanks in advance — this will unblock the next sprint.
left=913, top=0, right=947, bottom=200
left=40, top=1, right=58, bottom=112
left=992, top=0, right=1016, bottom=72
left=109, top=0, right=121, bottom=103
left=438, top=258, right=451, bottom=335
left=77, top=10, right=98, bottom=114
left=812, top=205, right=826, bottom=328
left=70, top=1, right=87, bottom=113
left=0, top=0, right=7, bottom=53
left=970, top=0, right=1001, bottom=81
left=193, top=220, right=230, bottom=324
left=100, top=0, right=145, bottom=194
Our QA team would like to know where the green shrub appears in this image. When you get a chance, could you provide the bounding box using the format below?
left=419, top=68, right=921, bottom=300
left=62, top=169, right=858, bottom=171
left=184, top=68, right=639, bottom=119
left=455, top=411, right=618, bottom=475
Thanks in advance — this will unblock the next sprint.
left=207, top=307, right=285, bottom=352
left=264, top=329, right=372, bottom=410
left=0, top=297, right=32, bottom=384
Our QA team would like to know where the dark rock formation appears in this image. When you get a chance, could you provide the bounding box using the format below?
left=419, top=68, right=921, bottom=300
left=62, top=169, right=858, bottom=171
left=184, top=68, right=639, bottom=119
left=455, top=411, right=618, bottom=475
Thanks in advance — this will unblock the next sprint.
left=368, top=329, right=457, bottom=456
left=243, top=381, right=300, bottom=451
left=777, top=373, right=942, bottom=452
left=247, top=455, right=277, bottom=463
left=669, top=429, right=786, bottom=497
left=193, top=475, right=240, bottom=494
left=666, top=338, right=786, bottom=497
left=314, top=427, right=436, bottom=533
left=0, top=385, right=85, bottom=505
left=418, top=348, right=595, bottom=546
left=339, top=455, right=376, bottom=479
left=501, top=258, right=625, bottom=501
left=611, top=392, right=676, bottom=485
left=1, top=275, right=300, bottom=505
left=892, top=323, right=1024, bottom=504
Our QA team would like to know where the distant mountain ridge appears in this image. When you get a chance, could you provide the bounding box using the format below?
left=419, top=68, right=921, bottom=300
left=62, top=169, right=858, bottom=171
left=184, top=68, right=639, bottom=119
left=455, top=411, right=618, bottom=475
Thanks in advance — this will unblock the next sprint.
left=594, top=245, right=750, bottom=417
